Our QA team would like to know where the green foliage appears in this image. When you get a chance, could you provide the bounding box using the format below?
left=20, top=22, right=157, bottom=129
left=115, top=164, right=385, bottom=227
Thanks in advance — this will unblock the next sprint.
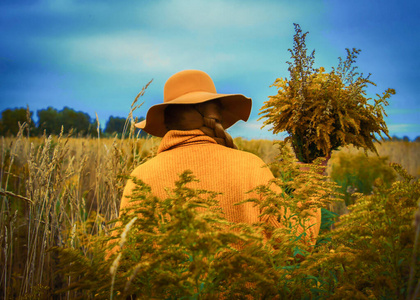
left=298, top=163, right=420, bottom=299
left=0, top=106, right=34, bottom=136
left=259, top=23, right=395, bottom=163
left=27, top=138, right=420, bottom=299
left=245, top=141, right=341, bottom=252
left=104, top=116, right=127, bottom=137
left=0, top=106, right=149, bottom=138
left=53, top=143, right=342, bottom=299
left=104, top=116, right=147, bottom=138
left=330, top=152, right=397, bottom=205
left=37, top=106, right=96, bottom=136
left=319, top=208, right=339, bottom=234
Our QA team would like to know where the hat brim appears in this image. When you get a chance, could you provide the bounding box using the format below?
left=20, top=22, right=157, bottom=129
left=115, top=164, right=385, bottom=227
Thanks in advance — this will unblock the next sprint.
left=135, top=91, right=252, bottom=137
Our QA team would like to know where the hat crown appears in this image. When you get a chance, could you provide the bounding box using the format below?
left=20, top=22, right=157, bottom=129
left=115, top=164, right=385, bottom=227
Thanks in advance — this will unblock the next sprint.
left=164, top=70, right=217, bottom=103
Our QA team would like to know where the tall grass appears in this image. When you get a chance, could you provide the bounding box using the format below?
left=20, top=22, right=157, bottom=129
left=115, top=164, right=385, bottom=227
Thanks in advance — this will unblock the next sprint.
left=0, top=83, right=159, bottom=299
left=0, top=113, right=419, bottom=297
left=235, top=137, right=420, bottom=179
left=328, top=141, right=420, bottom=178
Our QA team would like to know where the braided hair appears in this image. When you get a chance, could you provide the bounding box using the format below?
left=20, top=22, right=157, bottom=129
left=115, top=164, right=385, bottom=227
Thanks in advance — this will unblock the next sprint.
left=164, top=99, right=236, bottom=149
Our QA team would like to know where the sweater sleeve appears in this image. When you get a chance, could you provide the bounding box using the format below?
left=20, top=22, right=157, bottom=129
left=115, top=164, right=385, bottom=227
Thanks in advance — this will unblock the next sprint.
left=105, top=172, right=143, bottom=260
left=118, top=177, right=137, bottom=216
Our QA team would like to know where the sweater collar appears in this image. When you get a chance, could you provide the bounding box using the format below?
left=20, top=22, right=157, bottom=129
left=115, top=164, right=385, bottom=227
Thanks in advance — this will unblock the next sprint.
left=157, top=129, right=217, bottom=154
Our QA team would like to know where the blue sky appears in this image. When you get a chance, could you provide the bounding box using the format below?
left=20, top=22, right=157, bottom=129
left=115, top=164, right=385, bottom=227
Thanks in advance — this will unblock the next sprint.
left=1, top=0, right=419, bottom=140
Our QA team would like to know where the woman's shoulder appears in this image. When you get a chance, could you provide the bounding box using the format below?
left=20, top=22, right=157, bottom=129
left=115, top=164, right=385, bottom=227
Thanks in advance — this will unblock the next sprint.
left=221, top=147, right=273, bottom=174
left=227, top=147, right=268, bottom=164
left=129, top=156, right=161, bottom=177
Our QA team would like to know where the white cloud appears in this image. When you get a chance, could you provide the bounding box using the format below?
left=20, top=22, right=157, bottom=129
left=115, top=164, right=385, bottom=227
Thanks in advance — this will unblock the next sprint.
left=40, top=30, right=271, bottom=76
left=388, top=124, right=420, bottom=133
left=146, top=0, right=296, bottom=32
left=31, top=0, right=327, bottom=77
left=228, top=117, right=288, bottom=140
left=35, top=33, right=171, bottom=73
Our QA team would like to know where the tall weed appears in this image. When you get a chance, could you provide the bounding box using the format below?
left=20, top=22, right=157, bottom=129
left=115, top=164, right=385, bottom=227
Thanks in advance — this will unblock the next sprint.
left=298, top=163, right=420, bottom=299
left=51, top=142, right=341, bottom=299
left=0, top=112, right=418, bottom=298
left=0, top=83, right=156, bottom=299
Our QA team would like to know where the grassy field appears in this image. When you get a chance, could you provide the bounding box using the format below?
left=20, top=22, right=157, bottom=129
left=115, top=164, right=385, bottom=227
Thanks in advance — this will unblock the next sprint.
left=0, top=130, right=419, bottom=298
left=235, top=136, right=420, bottom=177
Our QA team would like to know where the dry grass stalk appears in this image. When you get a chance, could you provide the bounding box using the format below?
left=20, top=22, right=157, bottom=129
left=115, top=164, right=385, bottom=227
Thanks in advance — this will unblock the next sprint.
left=0, top=84, right=154, bottom=298
left=0, top=79, right=418, bottom=297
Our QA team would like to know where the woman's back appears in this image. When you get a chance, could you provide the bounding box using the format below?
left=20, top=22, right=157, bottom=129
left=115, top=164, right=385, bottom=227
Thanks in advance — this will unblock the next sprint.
left=116, top=69, right=321, bottom=246
left=120, top=129, right=275, bottom=224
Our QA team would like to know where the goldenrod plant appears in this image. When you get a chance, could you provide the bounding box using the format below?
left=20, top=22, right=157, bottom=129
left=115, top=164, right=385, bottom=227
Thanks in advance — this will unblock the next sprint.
left=259, top=24, right=395, bottom=163
left=298, top=163, right=420, bottom=299
left=51, top=142, right=341, bottom=299
left=1, top=77, right=419, bottom=298
left=2, top=122, right=419, bottom=298
left=53, top=171, right=276, bottom=299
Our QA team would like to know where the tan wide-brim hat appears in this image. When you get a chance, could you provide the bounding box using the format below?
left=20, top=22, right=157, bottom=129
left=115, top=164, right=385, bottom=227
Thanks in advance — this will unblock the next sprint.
left=135, top=69, right=252, bottom=137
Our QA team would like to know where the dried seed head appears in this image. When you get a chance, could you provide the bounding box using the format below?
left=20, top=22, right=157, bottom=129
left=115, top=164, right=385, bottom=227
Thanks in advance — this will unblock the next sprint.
left=110, top=253, right=122, bottom=276
left=119, top=217, right=138, bottom=248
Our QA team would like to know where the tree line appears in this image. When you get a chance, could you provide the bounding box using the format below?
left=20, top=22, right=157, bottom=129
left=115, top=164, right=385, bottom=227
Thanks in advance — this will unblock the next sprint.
left=0, top=106, right=147, bottom=138
left=0, top=106, right=418, bottom=141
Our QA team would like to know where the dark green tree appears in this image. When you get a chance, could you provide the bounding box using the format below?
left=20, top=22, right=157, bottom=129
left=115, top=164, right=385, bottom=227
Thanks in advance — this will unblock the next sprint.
left=37, top=107, right=60, bottom=135
left=104, top=116, right=126, bottom=137
left=104, top=116, right=148, bottom=138
left=37, top=107, right=94, bottom=136
left=0, top=107, right=34, bottom=136
left=59, top=107, right=92, bottom=135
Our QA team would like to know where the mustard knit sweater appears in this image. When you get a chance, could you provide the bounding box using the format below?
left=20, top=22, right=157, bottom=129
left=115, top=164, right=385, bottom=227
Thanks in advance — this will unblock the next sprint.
left=119, top=129, right=321, bottom=241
